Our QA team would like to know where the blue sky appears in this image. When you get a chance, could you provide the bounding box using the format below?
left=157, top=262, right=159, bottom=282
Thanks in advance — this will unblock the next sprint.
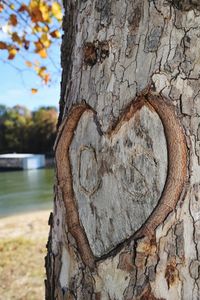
left=0, top=49, right=61, bottom=111
left=0, top=6, right=62, bottom=111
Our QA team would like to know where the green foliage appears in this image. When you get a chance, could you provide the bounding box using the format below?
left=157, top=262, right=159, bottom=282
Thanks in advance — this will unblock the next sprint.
left=0, top=104, right=7, bottom=116
left=0, top=104, right=57, bottom=154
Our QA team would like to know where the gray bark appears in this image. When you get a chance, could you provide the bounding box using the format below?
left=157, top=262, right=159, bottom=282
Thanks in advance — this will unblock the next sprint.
left=46, top=1, right=200, bottom=299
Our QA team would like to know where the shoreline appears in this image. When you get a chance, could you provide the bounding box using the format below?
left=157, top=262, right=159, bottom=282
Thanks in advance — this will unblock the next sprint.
left=0, top=205, right=52, bottom=219
left=0, top=209, right=51, bottom=240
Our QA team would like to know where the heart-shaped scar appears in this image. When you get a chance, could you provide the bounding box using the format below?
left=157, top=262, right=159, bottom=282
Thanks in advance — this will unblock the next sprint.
left=55, top=94, right=187, bottom=269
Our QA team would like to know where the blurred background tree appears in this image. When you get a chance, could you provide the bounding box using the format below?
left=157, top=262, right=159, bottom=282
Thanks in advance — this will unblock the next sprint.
left=30, top=106, right=58, bottom=154
left=0, top=105, right=58, bottom=154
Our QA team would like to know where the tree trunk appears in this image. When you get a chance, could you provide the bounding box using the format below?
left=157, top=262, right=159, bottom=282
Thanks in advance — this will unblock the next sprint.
left=45, top=1, right=200, bottom=299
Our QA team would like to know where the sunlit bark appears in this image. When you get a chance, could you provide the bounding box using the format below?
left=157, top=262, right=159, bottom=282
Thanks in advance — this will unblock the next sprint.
left=46, top=1, right=200, bottom=299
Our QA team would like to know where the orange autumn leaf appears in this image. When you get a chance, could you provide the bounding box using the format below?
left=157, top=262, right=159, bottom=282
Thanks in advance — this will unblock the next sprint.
left=29, top=0, right=44, bottom=22
left=0, top=41, right=7, bottom=50
left=31, top=88, right=38, bottom=94
left=43, top=73, right=50, bottom=84
left=0, top=3, right=4, bottom=12
left=18, top=3, right=28, bottom=12
left=33, top=24, right=48, bottom=34
left=29, top=0, right=50, bottom=23
left=37, top=66, right=50, bottom=83
left=38, top=66, right=46, bottom=76
left=8, top=48, right=18, bottom=60
left=42, top=25, right=49, bottom=33
left=40, top=33, right=51, bottom=48
left=52, top=2, right=62, bottom=21
left=30, top=7, right=43, bottom=23
left=38, top=48, right=47, bottom=58
left=33, top=24, right=42, bottom=33
left=50, top=30, right=60, bottom=38
left=12, top=32, right=22, bottom=44
left=34, top=40, right=43, bottom=51
left=25, top=61, right=32, bottom=67
left=9, top=14, right=18, bottom=26
left=34, top=40, right=48, bottom=57
left=39, top=2, right=50, bottom=22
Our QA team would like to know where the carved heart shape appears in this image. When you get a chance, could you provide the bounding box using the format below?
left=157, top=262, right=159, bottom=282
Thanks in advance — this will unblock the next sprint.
left=56, top=95, right=187, bottom=268
left=69, top=103, right=167, bottom=257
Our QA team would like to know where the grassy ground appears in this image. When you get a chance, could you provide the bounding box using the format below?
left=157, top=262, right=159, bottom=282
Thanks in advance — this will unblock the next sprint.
left=0, top=210, right=50, bottom=300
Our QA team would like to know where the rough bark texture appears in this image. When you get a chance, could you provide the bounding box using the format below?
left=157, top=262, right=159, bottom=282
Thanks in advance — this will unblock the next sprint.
left=46, top=0, right=200, bottom=299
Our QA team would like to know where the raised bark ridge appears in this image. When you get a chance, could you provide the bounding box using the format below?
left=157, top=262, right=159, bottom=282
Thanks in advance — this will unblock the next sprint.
left=55, top=94, right=187, bottom=268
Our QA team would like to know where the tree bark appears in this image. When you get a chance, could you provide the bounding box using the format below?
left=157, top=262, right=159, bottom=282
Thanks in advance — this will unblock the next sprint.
left=46, top=1, right=200, bottom=299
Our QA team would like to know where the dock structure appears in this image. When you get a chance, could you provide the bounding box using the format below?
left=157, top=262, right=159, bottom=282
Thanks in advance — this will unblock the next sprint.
left=0, top=153, right=45, bottom=170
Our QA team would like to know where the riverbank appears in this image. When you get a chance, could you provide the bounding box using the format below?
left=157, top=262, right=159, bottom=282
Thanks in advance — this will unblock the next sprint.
left=0, top=210, right=51, bottom=300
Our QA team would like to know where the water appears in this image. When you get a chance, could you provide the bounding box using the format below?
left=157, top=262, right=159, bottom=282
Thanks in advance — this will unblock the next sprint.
left=0, top=168, right=54, bottom=218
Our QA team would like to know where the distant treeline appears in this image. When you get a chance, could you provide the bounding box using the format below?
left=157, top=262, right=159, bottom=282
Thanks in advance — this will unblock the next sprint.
left=0, top=104, right=58, bottom=155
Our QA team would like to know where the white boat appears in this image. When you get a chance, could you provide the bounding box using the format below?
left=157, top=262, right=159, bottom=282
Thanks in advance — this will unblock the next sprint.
left=0, top=153, right=45, bottom=170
